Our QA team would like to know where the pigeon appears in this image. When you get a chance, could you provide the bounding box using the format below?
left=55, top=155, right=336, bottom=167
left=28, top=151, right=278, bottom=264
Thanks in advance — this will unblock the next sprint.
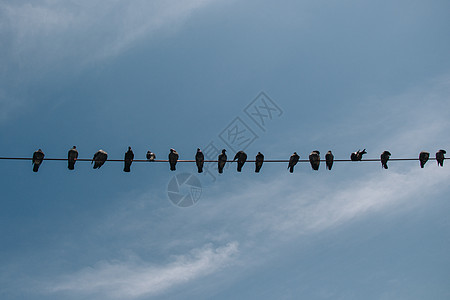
left=350, top=149, right=367, bottom=161
left=67, top=146, right=78, bottom=170
left=436, top=149, right=446, bottom=167
left=419, top=151, right=430, bottom=168
left=168, top=148, right=179, bottom=171
left=92, top=150, right=108, bottom=169
left=380, top=151, right=391, bottom=169
left=325, top=150, right=334, bottom=170
left=233, top=151, right=247, bottom=172
left=146, top=151, right=156, bottom=161
left=288, top=152, right=300, bottom=173
left=255, top=152, right=264, bottom=173
left=124, top=146, right=134, bottom=172
left=195, top=148, right=204, bottom=173
left=309, top=150, right=320, bottom=171
left=32, top=149, right=45, bottom=172
left=218, top=149, right=227, bottom=174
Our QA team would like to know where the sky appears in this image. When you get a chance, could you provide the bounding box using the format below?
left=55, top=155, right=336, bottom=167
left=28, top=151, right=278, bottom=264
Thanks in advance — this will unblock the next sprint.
left=1, top=0, right=450, bottom=299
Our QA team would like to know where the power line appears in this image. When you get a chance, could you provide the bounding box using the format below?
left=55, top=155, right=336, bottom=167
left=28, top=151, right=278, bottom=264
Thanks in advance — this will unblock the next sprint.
left=0, top=157, right=446, bottom=163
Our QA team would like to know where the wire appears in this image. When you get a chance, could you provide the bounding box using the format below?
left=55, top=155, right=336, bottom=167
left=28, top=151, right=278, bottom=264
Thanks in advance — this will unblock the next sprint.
left=0, top=157, right=446, bottom=163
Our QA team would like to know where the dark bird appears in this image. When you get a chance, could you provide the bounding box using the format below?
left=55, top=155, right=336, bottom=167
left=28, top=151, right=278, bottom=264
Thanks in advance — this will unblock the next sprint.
left=32, top=149, right=45, bottom=172
left=350, top=149, right=367, bottom=161
left=124, top=147, right=134, bottom=172
left=67, top=146, right=78, bottom=170
left=218, top=149, right=227, bottom=174
left=255, top=152, right=264, bottom=173
left=168, top=148, right=179, bottom=171
left=380, top=151, right=391, bottom=169
left=325, top=150, right=334, bottom=170
left=233, top=151, right=247, bottom=172
left=309, top=150, right=320, bottom=171
left=146, top=150, right=156, bottom=161
left=195, top=148, right=204, bottom=173
left=288, top=152, right=300, bottom=173
left=419, top=151, right=430, bottom=168
left=92, top=149, right=108, bottom=169
left=436, top=149, right=446, bottom=167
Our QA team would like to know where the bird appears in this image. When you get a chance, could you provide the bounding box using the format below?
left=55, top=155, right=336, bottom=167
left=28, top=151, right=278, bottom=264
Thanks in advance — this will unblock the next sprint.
left=325, top=150, right=334, bottom=170
left=92, top=149, right=108, bottom=169
left=350, top=149, right=367, bottom=161
left=218, top=149, right=227, bottom=173
left=67, top=146, right=78, bottom=170
left=380, top=151, right=391, bottom=169
left=195, top=148, right=204, bottom=173
left=255, top=152, right=264, bottom=173
left=146, top=150, right=156, bottom=161
left=288, top=152, right=300, bottom=173
left=124, top=146, right=134, bottom=172
left=233, top=151, right=247, bottom=172
left=309, top=150, right=320, bottom=171
left=168, top=148, right=179, bottom=171
left=419, top=151, right=430, bottom=168
left=32, top=149, right=45, bottom=172
left=436, top=149, right=446, bottom=167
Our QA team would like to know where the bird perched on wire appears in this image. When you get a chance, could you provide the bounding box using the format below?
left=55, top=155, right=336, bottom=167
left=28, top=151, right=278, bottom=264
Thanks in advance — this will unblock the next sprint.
left=32, top=149, right=45, bottom=172
left=255, top=152, right=264, bottom=173
left=124, top=147, right=134, bottom=172
left=288, top=152, right=300, bottom=173
left=146, top=150, right=156, bottom=161
left=419, top=151, right=430, bottom=168
left=233, top=151, right=247, bottom=172
left=309, top=150, right=320, bottom=171
left=195, top=148, right=204, bottom=173
left=380, top=151, right=391, bottom=169
left=92, top=150, right=108, bottom=169
left=218, top=149, right=227, bottom=174
left=351, top=149, right=367, bottom=161
left=67, top=146, right=78, bottom=170
left=168, top=148, right=179, bottom=171
left=436, top=149, right=446, bottom=167
left=325, top=150, right=334, bottom=170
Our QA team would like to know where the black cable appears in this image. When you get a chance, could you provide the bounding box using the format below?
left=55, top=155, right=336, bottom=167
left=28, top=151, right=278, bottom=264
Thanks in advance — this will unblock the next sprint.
left=0, top=157, right=446, bottom=163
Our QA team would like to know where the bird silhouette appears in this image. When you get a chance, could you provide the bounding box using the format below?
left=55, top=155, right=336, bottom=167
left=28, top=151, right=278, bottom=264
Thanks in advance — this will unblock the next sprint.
left=146, top=150, right=156, bottom=161
left=436, top=149, right=446, bottom=167
left=419, top=151, right=430, bottom=168
left=325, top=151, right=334, bottom=170
left=67, top=146, right=78, bottom=170
left=124, top=147, right=134, bottom=172
left=255, top=152, right=264, bottom=173
left=218, top=149, right=227, bottom=174
left=351, top=149, right=367, bottom=161
left=309, top=150, right=320, bottom=171
left=32, top=149, right=45, bottom=172
left=233, top=151, right=247, bottom=172
left=168, top=149, right=179, bottom=171
left=380, top=151, right=391, bottom=169
left=92, top=150, right=108, bottom=169
left=195, top=148, right=204, bottom=173
left=288, top=152, right=300, bottom=173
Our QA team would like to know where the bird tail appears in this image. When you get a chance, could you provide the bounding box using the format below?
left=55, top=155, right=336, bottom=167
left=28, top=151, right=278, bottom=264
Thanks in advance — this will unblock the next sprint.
left=33, top=164, right=40, bottom=172
left=289, top=166, right=294, bottom=173
left=68, top=161, right=75, bottom=170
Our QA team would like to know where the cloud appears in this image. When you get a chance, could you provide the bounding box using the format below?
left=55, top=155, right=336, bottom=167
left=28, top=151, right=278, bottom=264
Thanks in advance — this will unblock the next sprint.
left=49, top=242, right=238, bottom=299
left=1, top=0, right=217, bottom=68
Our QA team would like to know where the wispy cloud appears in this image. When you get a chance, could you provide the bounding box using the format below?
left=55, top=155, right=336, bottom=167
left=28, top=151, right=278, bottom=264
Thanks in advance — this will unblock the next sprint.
left=1, top=0, right=218, bottom=68
left=49, top=242, right=238, bottom=299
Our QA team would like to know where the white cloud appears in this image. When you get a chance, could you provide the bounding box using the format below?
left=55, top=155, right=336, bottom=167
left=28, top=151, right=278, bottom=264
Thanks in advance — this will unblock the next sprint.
left=49, top=242, right=238, bottom=299
left=1, top=0, right=218, bottom=68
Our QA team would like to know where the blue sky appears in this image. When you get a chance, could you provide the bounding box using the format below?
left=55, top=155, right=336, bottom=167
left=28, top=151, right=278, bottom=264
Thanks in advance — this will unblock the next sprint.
left=1, top=0, right=450, bottom=299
